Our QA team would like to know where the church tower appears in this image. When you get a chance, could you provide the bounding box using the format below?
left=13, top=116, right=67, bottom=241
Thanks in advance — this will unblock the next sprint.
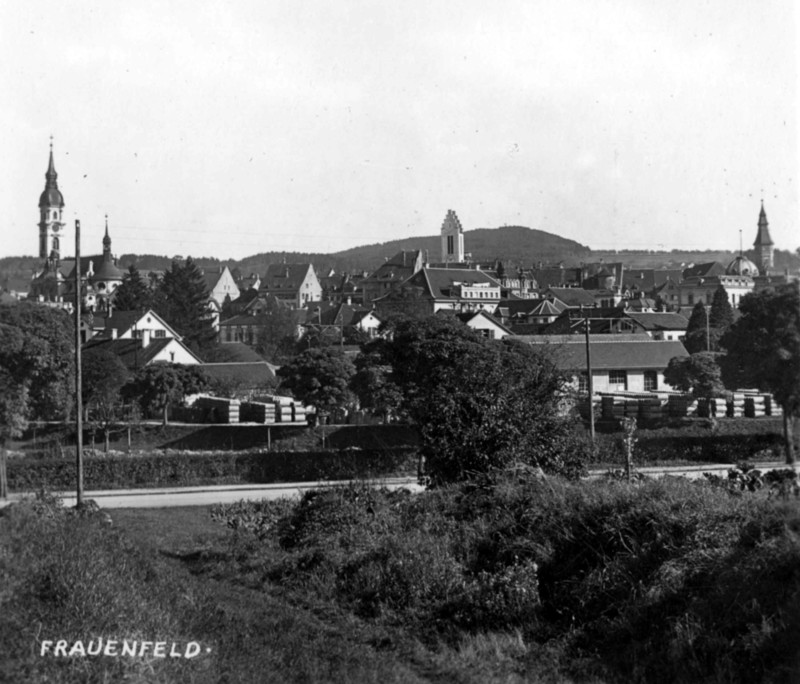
left=441, top=209, right=464, bottom=264
left=753, top=200, right=774, bottom=273
left=38, top=139, right=65, bottom=260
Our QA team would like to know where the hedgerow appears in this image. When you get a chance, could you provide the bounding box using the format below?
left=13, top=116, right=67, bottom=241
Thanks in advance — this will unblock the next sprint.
left=6, top=448, right=418, bottom=491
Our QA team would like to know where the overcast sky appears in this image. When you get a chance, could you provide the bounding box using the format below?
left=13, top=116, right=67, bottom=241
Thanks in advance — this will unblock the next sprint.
left=2, top=1, right=798, bottom=260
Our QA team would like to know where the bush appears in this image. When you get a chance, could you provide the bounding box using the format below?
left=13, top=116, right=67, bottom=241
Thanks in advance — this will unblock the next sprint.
left=212, top=472, right=800, bottom=682
left=6, top=448, right=418, bottom=491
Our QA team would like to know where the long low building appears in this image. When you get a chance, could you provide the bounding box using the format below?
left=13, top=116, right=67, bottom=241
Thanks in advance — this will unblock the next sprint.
left=518, top=334, right=689, bottom=393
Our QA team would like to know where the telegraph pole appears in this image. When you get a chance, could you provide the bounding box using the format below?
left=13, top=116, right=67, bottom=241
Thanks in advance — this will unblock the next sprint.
left=582, top=306, right=596, bottom=445
left=74, top=220, right=84, bottom=508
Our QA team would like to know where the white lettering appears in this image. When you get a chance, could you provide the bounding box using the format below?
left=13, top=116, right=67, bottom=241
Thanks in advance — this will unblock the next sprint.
left=138, top=642, right=152, bottom=657
left=54, top=641, right=68, bottom=657
left=104, top=640, right=118, bottom=656
left=154, top=642, right=166, bottom=657
left=68, top=641, right=86, bottom=657
left=169, top=642, right=182, bottom=658
left=184, top=642, right=201, bottom=659
left=40, top=641, right=53, bottom=656
left=87, top=639, right=102, bottom=656
left=121, top=641, right=137, bottom=657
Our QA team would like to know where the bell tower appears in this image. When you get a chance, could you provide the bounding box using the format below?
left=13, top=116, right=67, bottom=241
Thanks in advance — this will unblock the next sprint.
left=440, top=209, right=464, bottom=264
left=38, top=137, right=66, bottom=260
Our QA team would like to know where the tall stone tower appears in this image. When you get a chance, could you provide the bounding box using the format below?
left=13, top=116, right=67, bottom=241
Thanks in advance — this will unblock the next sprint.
left=440, top=209, right=464, bottom=264
left=753, top=200, right=774, bottom=273
left=38, top=139, right=66, bottom=260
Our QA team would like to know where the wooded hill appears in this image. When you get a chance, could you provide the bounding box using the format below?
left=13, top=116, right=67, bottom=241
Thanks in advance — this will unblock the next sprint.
left=3, top=224, right=799, bottom=287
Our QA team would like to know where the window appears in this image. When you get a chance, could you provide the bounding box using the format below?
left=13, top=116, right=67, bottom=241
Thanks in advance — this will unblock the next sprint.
left=447, top=235, right=454, bottom=255
left=688, top=294, right=694, bottom=305
left=154, top=330, right=166, bottom=338
left=578, top=372, right=589, bottom=393
left=609, top=370, right=627, bottom=390
left=644, top=370, right=658, bottom=391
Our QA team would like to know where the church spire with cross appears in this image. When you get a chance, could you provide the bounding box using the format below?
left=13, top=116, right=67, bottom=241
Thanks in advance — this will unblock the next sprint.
left=38, top=137, right=66, bottom=260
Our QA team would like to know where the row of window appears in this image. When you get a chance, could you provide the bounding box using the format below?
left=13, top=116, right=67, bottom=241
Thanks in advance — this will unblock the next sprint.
left=577, top=370, right=658, bottom=392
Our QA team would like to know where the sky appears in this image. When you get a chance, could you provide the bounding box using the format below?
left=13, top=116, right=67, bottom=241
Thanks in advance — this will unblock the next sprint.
left=1, top=1, right=798, bottom=261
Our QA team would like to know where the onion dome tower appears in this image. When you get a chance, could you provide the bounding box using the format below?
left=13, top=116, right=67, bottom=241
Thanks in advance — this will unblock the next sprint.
left=38, top=138, right=65, bottom=260
left=753, top=201, right=774, bottom=273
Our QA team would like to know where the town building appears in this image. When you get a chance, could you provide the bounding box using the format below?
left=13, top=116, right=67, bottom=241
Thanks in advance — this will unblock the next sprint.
left=521, top=334, right=689, bottom=393
left=259, top=263, right=322, bottom=308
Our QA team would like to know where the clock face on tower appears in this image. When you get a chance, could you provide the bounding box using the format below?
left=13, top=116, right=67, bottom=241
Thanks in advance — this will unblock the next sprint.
left=52, top=224, right=60, bottom=233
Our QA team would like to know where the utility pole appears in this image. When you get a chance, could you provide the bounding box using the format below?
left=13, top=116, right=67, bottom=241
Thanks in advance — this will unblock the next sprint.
left=705, top=304, right=711, bottom=352
left=74, top=220, right=84, bottom=508
left=582, top=306, right=595, bottom=445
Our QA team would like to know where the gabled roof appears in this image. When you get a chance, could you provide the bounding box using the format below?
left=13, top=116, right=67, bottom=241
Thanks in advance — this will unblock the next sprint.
left=200, top=362, right=277, bottom=387
left=623, top=269, right=684, bottom=292
left=261, top=263, right=315, bottom=292
left=455, top=310, right=514, bottom=334
left=82, top=337, right=202, bottom=369
left=625, top=312, right=689, bottom=331
left=306, top=302, right=377, bottom=327
left=202, top=266, right=230, bottom=290
left=544, top=287, right=596, bottom=307
left=417, top=267, right=502, bottom=300
left=102, top=309, right=181, bottom=339
left=682, top=262, right=725, bottom=279
left=521, top=336, right=688, bottom=371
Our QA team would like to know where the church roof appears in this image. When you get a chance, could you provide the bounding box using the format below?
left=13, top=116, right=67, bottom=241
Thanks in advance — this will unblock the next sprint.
left=39, top=146, right=65, bottom=208
left=725, top=255, right=759, bottom=277
left=754, top=201, right=774, bottom=247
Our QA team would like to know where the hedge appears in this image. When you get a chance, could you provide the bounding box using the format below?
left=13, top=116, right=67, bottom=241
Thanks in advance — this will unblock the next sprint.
left=6, top=448, right=419, bottom=492
left=593, top=432, right=784, bottom=465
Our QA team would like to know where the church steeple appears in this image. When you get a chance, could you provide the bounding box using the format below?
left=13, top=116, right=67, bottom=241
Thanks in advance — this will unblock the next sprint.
left=38, top=138, right=66, bottom=260
left=753, top=200, right=774, bottom=272
left=102, top=214, right=111, bottom=255
left=440, top=209, right=465, bottom=264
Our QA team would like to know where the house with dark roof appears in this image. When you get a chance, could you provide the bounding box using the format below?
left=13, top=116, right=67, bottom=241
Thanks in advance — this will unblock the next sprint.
left=361, top=250, right=423, bottom=305
left=260, top=263, right=322, bottom=308
left=624, top=312, right=689, bottom=341
left=521, top=334, right=689, bottom=394
left=374, top=266, right=503, bottom=316
left=448, top=310, right=513, bottom=340
left=543, top=287, right=597, bottom=309
left=83, top=336, right=202, bottom=371
left=199, top=362, right=277, bottom=398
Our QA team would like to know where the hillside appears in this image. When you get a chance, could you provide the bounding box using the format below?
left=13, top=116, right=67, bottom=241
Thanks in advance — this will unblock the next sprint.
left=4, top=225, right=798, bottom=287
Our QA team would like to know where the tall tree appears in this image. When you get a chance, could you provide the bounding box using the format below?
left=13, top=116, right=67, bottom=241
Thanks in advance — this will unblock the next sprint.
left=112, top=264, right=153, bottom=312
left=0, top=302, right=74, bottom=421
left=360, top=315, right=586, bottom=484
left=708, top=285, right=735, bottom=331
left=721, top=283, right=800, bottom=463
left=683, top=301, right=710, bottom=353
left=154, top=257, right=217, bottom=356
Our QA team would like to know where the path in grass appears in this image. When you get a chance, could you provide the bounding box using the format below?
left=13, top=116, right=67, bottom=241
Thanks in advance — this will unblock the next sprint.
left=112, top=507, right=472, bottom=684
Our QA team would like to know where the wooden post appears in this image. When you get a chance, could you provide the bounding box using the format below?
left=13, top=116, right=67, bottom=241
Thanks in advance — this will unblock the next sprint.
left=74, top=219, right=84, bottom=508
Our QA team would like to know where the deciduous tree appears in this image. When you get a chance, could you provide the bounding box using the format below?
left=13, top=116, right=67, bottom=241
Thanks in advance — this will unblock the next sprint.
left=123, top=363, right=210, bottom=426
left=664, top=352, right=725, bottom=398
left=277, top=348, right=356, bottom=421
left=721, top=283, right=800, bottom=463
left=360, top=315, right=587, bottom=484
